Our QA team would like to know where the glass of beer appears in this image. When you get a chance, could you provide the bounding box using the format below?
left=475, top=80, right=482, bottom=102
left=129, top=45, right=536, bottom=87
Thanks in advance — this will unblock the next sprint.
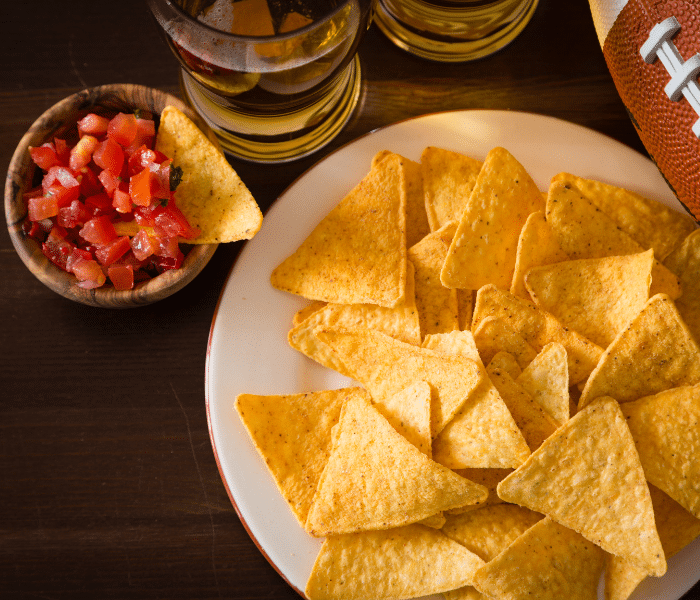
left=147, top=0, right=375, bottom=163
left=374, top=0, right=538, bottom=62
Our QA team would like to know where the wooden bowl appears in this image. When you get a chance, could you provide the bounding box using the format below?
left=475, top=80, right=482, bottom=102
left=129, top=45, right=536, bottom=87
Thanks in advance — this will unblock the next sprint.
left=4, top=83, right=219, bottom=308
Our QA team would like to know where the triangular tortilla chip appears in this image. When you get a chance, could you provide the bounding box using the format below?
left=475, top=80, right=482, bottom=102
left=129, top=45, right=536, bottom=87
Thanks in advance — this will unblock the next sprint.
left=511, top=211, right=570, bottom=299
left=447, top=468, right=514, bottom=514
left=579, top=294, right=700, bottom=408
left=292, top=300, right=326, bottom=327
left=305, top=394, right=488, bottom=536
left=420, top=146, right=482, bottom=231
left=270, top=153, right=407, bottom=307
left=316, top=327, right=484, bottom=438
left=604, top=483, right=700, bottom=600
left=664, top=229, right=700, bottom=344
left=472, top=517, right=604, bottom=600
left=441, top=147, right=545, bottom=290
left=472, top=316, right=538, bottom=370
left=497, top=396, right=666, bottom=576
left=551, top=172, right=697, bottom=261
left=488, top=351, right=523, bottom=380
left=472, top=285, right=603, bottom=385
left=373, top=150, right=430, bottom=247
left=516, top=342, right=570, bottom=425
left=545, top=181, right=681, bottom=299
left=621, top=384, right=700, bottom=518
left=408, top=221, right=460, bottom=339
left=305, top=524, right=485, bottom=600
left=234, top=387, right=361, bottom=526
left=287, top=261, right=420, bottom=376
left=373, top=381, right=432, bottom=457
left=524, top=250, right=654, bottom=349
left=155, top=105, right=263, bottom=243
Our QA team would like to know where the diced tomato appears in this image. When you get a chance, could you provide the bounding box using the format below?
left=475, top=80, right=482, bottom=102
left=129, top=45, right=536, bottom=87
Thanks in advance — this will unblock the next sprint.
left=130, top=228, right=156, bottom=261
left=154, top=202, right=200, bottom=239
left=53, top=138, right=71, bottom=165
left=23, top=218, right=52, bottom=242
left=112, top=188, right=131, bottom=213
left=152, top=228, right=180, bottom=259
left=133, top=202, right=161, bottom=226
left=77, top=113, right=110, bottom=137
left=71, top=255, right=107, bottom=289
left=151, top=250, right=184, bottom=273
left=57, top=199, right=89, bottom=229
left=84, top=192, right=113, bottom=217
left=94, top=235, right=131, bottom=266
left=23, top=186, right=44, bottom=201
left=98, top=169, right=120, bottom=196
left=69, top=134, right=99, bottom=172
left=127, top=145, right=157, bottom=176
left=129, top=167, right=157, bottom=206
left=107, top=264, right=135, bottom=290
left=78, top=166, right=103, bottom=197
left=93, top=137, right=124, bottom=176
left=29, top=143, right=61, bottom=171
left=65, top=247, right=93, bottom=273
left=42, top=226, right=75, bottom=271
left=43, top=166, right=80, bottom=192
left=79, top=215, right=117, bottom=245
left=107, top=113, right=138, bottom=148
left=44, top=183, right=81, bottom=208
left=28, top=195, right=59, bottom=221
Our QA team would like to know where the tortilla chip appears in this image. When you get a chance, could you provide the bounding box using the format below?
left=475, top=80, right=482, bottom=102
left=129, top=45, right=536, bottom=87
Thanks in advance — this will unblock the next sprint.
left=664, top=228, right=700, bottom=344
left=515, top=342, right=569, bottom=425
left=472, top=316, right=538, bottom=370
left=472, top=285, right=604, bottom=385
left=545, top=180, right=681, bottom=299
left=316, top=327, right=484, bottom=438
left=305, top=524, right=485, bottom=600
left=287, top=261, right=420, bottom=376
left=457, top=289, right=474, bottom=330
left=486, top=361, right=559, bottom=452
left=579, top=294, right=700, bottom=408
left=155, top=105, right=262, bottom=243
left=524, top=250, right=654, bottom=348
left=420, top=146, right=482, bottom=231
left=408, top=222, right=460, bottom=339
left=497, top=396, right=666, bottom=577
left=292, top=300, right=326, bottom=327
left=305, top=393, right=488, bottom=536
left=373, top=381, right=432, bottom=457
left=447, top=468, right=514, bottom=514
left=621, top=383, right=700, bottom=518
left=270, top=153, right=407, bottom=307
left=604, top=483, right=700, bottom=600
left=234, top=387, right=360, bottom=526
left=472, top=517, right=604, bottom=600
left=511, top=211, right=570, bottom=299
left=551, top=172, right=697, bottom=261
left=441, top=147, right=545, bottom=290
left=444, top=587, right=487, bottom=600
left=422, top=329, right=480, bottom=359
left=487, top=351, right=523, bottom=380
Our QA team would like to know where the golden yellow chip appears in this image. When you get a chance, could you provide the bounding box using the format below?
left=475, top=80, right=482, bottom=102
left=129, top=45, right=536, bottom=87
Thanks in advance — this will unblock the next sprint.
left=487, top=351, right=523, bottom=380
left=621, top=383, right=700, bottom=518
left=270, top=153, right=407, bottom=307
left=234, top=387, right=361, bottom=527
left=510, top=211, right=570, bottom=299
left=457, top=289, right=474, bottom=330
left=472, top=517, right=605, bottom=600
left=497, top=396, right=666, bottom=577
left=305, top=393, right=488, bottom=536
left=472, top=285, right=603, bottom=385
left=472, top=316, right=538, bottom=370
left=545, top=181, right=681, bottom=299
left=316, top=327, right=484, bottom=438
left=579, top=294, right=700, bottom=409
left=486, top=360, right=559, bottom=452
left=441, top=147, right=545, bottom=290
left=292, top=300, right=326, bottom=327
left=551, top=172, right=697, bottom=261
left=408, top=221, right=460, bottom=339
left=447, top=468, right=514, bottom=514
left=287, top=261, right=420, bottom=376
left=422, top=329, right=480, bottom=360
left=604, top=483, right=700, bottom=600
left=524, top=250, right=654, bottom=348
left=305, top=524, right=485, bottom=600
left=515, top=342, right=569, bottom=425
left=420, top=146, right=483, bottom=231
left=155, top=105, right=263, bottom=243
left=664, top=228, right=700, bottom=344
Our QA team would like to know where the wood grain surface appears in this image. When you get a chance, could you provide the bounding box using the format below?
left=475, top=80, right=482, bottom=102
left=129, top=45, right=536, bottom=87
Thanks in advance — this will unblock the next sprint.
left=1, top=1, right=694, bottom=599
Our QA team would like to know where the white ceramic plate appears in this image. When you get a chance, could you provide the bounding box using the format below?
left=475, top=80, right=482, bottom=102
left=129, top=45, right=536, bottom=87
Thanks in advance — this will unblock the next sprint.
left=205, top=110, right=699, bottom=600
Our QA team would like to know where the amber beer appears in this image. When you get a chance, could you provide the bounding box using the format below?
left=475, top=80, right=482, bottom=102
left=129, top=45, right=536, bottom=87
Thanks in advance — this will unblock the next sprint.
left=147, top=0, right=374, bottom=162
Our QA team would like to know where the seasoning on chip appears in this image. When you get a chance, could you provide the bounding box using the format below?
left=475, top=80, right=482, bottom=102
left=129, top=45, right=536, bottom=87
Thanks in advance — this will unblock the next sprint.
left=270, top=153, right=407, bottom=307
left=579, top=294, right=700, bottom=408
left=305, top=524, right=485, bottom=600
left=515, top=342, right=569, bottom=425
left=488, top=351, right=523, bottom=380
left=441, top=147, right=545, bottom=290
left=305, top=393, right=488, bottom=536
left=497, top=396, right=666, bottom=577
left=472, top=517, right=605, bottom=600
left=156, top=105, right=263, bottom=243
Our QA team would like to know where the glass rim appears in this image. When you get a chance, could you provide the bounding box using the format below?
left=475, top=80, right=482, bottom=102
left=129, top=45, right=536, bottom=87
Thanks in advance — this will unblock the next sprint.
left=148, top=0, right=362, bottom=43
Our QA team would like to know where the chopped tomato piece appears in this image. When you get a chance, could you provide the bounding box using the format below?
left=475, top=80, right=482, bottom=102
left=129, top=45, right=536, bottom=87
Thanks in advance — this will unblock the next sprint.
left=107, top=264, right=135, bottom=290
left=71, top=256, right=107, bottom=289
left=79, top=215, right=117, bottom=245
left=78, top=166, right=103, bottom=197
left=129, top=167, right=157, bottom=206
left=155, top=202, right=200, bottom=239
left=44, top=183, right=81, bottom=209
left=69, top=134, right=99, bottom=172
left=42, top=226, right=75, bottom=271
left=107, top=113, right=138, bottom=148
left=112, top=188, right=131, bottom=213
left=84, top=192, right=113, bottom=217
left=95, top=236, right=131, bottom=266
left=127, top=145, right=157, bottom=176
left=98, top=169, right=120, bottom=196
left=28, top=195, right=59, bottom=221
left=130, top=228, right=156, bottom=261
left=66, top=247, right=94, bottom=273
left=29, top=143, right=61, bottom=171
left=53, top=138, right=71, bottom=165
left=43, top=166, right=80, bottom=192
left=152, top=228, right=180, bottom=259
left=93, top=137, right=124, bottom=176
left=23, top=218, right=52, bottom=242
left=57, top=199, right=89, bottom=229
left=152, top=250, right=184, bottom=272
left=77, top=113, right=110, bottom=137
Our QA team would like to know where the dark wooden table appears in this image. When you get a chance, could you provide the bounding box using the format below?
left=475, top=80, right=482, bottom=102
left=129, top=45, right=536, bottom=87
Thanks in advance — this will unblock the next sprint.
left=2, top=1, right=695, bottom=599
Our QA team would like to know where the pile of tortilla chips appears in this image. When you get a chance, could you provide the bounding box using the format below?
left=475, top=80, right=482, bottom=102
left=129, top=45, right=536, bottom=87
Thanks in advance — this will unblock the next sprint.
left=236, top=145, right=700, bottom=600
